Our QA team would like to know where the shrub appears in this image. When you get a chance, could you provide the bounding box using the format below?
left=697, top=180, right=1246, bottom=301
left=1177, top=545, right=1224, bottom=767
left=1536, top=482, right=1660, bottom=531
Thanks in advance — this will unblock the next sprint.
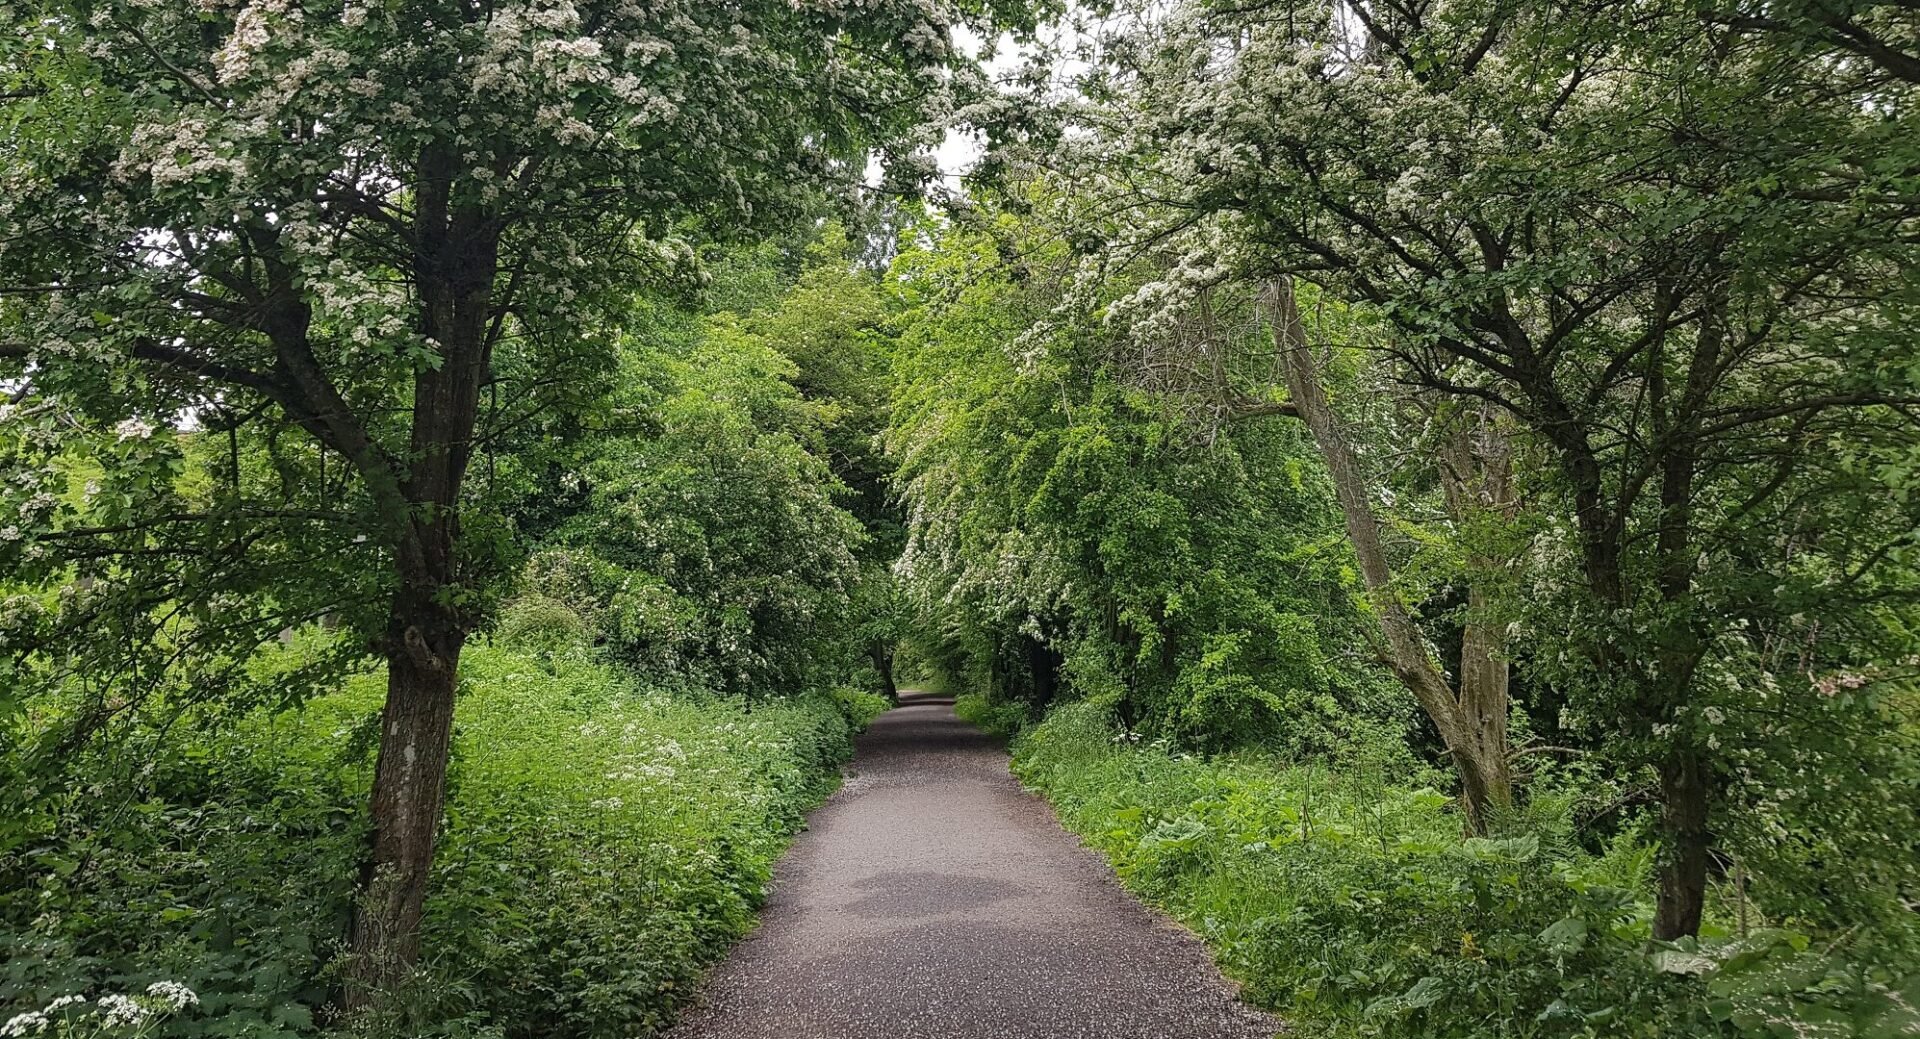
left=0, top=665, right=366, bottom=1038
left=1, top=643, right=859, bottom=1038
left=2, top=982, right=201, bottom=1039
left=828, top=686, right=893, bottom=731
left=392, top=649, right=855, bottom=1038
left=494, top=594, right=593, bottom=656
left=952, top=692, right=1032, bottom=743
left=1011, top=701, right=1920, bottom=1039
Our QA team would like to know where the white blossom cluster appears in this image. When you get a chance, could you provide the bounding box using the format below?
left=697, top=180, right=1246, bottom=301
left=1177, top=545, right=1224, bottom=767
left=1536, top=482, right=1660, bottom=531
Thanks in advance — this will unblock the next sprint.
left=0, top=983, right=197, bottom=1038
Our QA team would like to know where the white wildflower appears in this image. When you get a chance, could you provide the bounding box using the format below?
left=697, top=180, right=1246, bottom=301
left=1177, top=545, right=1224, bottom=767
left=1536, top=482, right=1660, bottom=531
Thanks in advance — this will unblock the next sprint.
left=1, top=1012, right=48, bottom=1037
left=146, top=981, right=198, bottom=1010
left=97, top=995, right=146, bottom=1028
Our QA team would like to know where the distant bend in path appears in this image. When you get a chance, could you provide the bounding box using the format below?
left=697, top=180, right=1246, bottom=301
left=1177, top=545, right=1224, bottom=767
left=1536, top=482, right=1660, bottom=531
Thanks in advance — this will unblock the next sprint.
left=667, top=691, right=1282, bottom=1039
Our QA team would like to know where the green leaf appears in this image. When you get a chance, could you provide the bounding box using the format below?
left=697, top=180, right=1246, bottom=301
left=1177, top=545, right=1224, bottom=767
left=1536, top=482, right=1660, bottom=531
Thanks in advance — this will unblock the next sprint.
left=1538, top=916, right=1588, bottom=954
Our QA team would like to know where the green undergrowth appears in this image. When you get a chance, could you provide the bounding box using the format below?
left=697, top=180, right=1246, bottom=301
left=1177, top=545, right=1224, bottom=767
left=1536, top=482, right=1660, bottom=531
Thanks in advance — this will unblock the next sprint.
left=952, top=691, right=1031, bottom=743
left=829, top=686, right=893, bottom=730
left=1011, top=701, right=1920, bottom=1039
left=2, top=641, right=869, bottom=1038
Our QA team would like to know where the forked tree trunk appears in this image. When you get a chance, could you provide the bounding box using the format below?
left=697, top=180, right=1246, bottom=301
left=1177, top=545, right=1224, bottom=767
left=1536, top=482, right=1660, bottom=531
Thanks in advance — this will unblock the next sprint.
left=344, top=184, right=500, bottom=1004
left=1263, top=278, right=1514, bottom=834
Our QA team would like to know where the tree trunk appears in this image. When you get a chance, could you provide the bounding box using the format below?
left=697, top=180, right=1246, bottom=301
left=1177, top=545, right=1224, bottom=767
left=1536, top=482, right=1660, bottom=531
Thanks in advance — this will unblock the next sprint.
left=344, top=175, right=500, bottom=1003
left=346, top=583, right=472, bottom=998
left=1024, top=633, right=1063, bottom=708
left=1441, top=407, right=1519, bottom=829
left=348, top=588, right=466, bottom=998
left=1654, top=746, right=1711, bottom=939
left=869, top=640, right=899, bottom=702
left=1646, top=309, right=1717, bottom=938
left=1455, top=585, right=1514, bottom=825
left=1263, top=278, right=1513, bottom=833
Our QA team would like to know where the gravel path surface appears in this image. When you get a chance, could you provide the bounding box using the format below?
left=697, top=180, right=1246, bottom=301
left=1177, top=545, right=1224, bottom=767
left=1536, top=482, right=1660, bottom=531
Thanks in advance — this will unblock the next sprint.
left=667, top=692, right=1282, bottom=1039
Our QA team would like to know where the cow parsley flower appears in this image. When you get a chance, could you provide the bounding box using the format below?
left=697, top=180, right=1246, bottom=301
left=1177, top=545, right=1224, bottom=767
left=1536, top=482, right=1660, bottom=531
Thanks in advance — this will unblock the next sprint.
left=146, top=981, right=199, bottom=1010
left=0, top=1011, right=48, bottom=1037
left=97, top=995, right=147, bottom=1028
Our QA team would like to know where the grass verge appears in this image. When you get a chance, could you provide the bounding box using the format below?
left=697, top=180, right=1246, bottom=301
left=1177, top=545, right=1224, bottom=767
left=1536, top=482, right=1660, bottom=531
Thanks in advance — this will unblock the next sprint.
left=1010, top=701, right=1920, bottom=1039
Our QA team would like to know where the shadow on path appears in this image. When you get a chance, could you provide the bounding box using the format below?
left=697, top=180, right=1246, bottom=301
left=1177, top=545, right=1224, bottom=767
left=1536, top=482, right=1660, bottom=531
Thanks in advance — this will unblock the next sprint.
left=895, top=691, right=956, bottom=705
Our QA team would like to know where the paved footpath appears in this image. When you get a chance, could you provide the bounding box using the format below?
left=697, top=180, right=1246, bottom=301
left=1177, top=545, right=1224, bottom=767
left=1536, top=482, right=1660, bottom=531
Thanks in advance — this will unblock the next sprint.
left=668, top=692, right=1282, bottom=1039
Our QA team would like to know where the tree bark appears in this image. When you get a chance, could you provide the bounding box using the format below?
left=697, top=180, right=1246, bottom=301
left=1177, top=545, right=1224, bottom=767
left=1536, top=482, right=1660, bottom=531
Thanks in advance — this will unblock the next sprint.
left=1453, top=583, right=1513, bottom=828
left=1439, top=407, right=1518, bottom=831
left=1024, top=633, right=1063, bottom=708
left=348, top=592, right=465, bottom=994
left=1654, top=746, right=1711, bottom=938
left=1263, top=278, right=1513, bottom=833
left=869, top=640, right=899, bottom=703
left=1647, top=315, right=1715, bottom=939
left=344, top=165, right=501, bottom=1003
left=1624, top=299, right=1719, bottom=940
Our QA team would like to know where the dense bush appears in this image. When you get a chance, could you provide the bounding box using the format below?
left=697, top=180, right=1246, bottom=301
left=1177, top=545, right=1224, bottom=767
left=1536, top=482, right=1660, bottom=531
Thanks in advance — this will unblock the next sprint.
left=1012, top=701, right=1920, bottom=1039
left=0, top=642, right=861, bottom=1038
left=828, top=687, right=894, bottom=731
left=503, top=320, right=868, bottom=699
left=952, top=692, right=1033, bottom=743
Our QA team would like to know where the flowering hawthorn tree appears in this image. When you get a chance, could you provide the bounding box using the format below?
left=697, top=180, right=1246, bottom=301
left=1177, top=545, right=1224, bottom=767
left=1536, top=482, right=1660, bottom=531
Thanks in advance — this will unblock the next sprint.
left=0, top=0, right=1037, bottom=996
left=1049, top=0, right=1920, bottom=937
